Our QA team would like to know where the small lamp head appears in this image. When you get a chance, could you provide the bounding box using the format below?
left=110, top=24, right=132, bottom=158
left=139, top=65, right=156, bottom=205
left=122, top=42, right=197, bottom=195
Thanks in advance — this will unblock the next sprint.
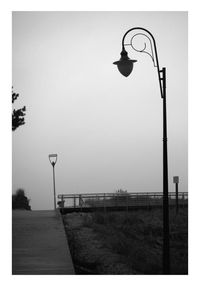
left=49, top=154, right=58, bottom=166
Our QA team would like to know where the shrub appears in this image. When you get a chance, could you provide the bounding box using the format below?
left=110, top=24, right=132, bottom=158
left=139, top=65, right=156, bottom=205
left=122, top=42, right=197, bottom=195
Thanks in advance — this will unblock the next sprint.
left=12, top=189, right=31, bottom=210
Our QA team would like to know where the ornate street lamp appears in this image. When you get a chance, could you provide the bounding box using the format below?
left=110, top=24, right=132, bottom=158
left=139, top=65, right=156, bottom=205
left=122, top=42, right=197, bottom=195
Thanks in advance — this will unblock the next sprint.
left=113, top=27, right=170, bottom=274
left=49, top=154, right=58, bottom=210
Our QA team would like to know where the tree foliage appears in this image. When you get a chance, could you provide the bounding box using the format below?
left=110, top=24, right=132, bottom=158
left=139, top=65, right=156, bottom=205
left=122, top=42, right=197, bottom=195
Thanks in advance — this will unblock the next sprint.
left=116, top=189, right=128, bottom=195
left=114, top=189, right=130, bottom=201
left=12, top=89, right=26, bottom=131
left=12, top=189, right=31, bottom=210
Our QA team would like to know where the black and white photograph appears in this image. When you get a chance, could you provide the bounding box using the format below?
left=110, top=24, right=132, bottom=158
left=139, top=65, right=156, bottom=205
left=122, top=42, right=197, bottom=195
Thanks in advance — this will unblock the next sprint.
left=11, top=11, right=188, bottom=275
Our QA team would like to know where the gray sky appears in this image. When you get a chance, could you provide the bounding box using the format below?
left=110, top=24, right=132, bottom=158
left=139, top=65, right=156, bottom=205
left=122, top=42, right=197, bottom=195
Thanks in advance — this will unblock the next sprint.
left=12, top=11, right=187, bottom=210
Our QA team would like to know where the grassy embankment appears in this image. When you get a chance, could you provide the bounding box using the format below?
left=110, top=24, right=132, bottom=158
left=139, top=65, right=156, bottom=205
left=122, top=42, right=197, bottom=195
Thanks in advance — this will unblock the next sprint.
left=63, top=208, right=188, bottom=274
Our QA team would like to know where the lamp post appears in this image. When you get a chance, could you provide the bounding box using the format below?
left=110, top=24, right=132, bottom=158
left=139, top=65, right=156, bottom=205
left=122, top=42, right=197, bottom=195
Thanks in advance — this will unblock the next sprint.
left=113, top=27, right=170, bottom=274
left=49, top=154, right=58, bottom=210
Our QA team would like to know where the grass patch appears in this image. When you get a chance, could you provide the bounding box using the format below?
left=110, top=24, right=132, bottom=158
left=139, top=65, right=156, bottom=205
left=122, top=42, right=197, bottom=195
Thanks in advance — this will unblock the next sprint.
left=63, top=208, right=188, bottom=274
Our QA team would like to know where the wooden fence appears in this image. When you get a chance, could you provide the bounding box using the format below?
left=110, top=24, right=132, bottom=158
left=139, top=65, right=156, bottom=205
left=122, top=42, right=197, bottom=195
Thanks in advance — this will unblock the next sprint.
left=57, top=192, right=188, bottom=211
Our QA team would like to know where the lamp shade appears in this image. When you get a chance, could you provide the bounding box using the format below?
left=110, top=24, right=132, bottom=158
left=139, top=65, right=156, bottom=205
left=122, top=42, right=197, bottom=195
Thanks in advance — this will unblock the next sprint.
left=113, top=49, right=137, bottom=77
left=49, top=154, right=58, bottom=166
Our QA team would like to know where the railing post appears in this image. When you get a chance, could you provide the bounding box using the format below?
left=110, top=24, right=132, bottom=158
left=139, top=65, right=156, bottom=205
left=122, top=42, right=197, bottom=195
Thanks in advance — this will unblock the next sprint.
left=79, top=195, right=82, bottom=211
left=61, top=195, right=64, bottom=213
left=104, top=193, right=106, bottom=213
left=126, top=194, right=128, bottom=213
left=182, top=193, right=185, bottom=209
left=148, top=194, right=150, bottom=210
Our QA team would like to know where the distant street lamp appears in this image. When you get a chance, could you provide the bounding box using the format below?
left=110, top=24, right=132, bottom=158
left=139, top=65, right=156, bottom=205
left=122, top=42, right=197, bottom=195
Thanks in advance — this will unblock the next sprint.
left=49, top=154, right=58, bottom=210
left=113, top=27, right=170, bottom=274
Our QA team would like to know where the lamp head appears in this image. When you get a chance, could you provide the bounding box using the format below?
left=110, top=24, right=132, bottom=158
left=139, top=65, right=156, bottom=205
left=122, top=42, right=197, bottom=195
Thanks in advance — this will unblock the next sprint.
left=113, top=48, right=137, bottom=77
left=49, top=154, right=58, bottom=166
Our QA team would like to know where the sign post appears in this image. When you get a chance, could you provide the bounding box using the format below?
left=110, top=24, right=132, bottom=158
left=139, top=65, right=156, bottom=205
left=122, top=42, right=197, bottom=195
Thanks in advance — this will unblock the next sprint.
left=173, top=176, right=179, bottom=214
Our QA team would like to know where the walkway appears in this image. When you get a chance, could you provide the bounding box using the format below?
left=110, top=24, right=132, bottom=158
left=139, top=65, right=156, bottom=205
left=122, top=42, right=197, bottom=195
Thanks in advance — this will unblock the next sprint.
left=12, top=210, right=74, bottom=274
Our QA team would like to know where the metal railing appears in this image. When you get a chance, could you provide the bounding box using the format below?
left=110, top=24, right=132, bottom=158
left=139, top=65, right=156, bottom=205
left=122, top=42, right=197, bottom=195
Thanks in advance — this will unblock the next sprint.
left=57, top=191, right=188, bottom=210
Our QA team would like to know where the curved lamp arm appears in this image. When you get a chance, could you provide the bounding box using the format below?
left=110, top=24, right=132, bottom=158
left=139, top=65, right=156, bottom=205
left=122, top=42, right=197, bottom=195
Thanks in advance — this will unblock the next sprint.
left=122, top=27, right=160, bottom=68
left=114, top=27, right=165, bottom=98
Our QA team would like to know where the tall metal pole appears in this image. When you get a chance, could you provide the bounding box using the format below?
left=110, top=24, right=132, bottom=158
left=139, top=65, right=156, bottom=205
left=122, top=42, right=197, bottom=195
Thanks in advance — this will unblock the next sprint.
left=162, top=67, right=170, bottom=274
left=52, top=163, right=56, bottom=210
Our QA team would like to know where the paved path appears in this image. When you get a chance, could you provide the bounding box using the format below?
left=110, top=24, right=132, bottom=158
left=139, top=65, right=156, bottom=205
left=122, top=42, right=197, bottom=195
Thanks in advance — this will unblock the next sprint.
left=12, top=210, right=74, bottom=274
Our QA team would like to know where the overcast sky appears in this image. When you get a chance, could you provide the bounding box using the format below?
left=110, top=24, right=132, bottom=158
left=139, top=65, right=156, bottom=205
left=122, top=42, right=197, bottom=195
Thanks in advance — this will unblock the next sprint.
left=12, top=11, right=187, bottom=210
